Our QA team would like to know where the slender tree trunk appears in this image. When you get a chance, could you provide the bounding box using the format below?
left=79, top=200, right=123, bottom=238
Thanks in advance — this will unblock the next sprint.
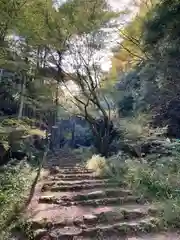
left=55, top=81, right=59, bottom=124
left=94, top=133, right=110, bottom=157
left=18, top=73, right=26, bottom=120
left=88, top=116, right=114, bottom=157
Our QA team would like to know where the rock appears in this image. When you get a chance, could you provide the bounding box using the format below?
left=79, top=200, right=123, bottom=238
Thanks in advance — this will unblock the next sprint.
left=83, top=214, right=97, bottom=225
left=34, top=229, right=49, bottom=240
left=87, top=190, right=104, bottom=196
left=51, top=227, right=82, bottom=237
left=83, top=214, right=97, bottom=221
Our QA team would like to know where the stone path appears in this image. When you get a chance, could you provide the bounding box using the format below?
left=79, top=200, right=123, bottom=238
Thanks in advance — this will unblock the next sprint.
left=26, top=151, right=180, bottom=239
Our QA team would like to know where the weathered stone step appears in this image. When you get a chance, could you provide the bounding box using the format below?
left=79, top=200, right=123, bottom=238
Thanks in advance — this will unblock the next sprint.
left=30, top=204, right=157, bottom=230
left=41, top=179, right=123, bottom=190
left=50, top=167, right=93, bottom=175
left=77, top=191, right=134, bottom=202
left=68, top=189, right=133, bottom=201
left=40, top=188, right=133, bottom=202
left=48, top=174, right=107, bottom=180
left=78, top=196, right=146, bottom=207
left=39, top=195, right=145, bottom=206
left=43, top=179, right=111, bottom=187
left=48, top=162, right=81, bottom=167
left=41, top=182, right=123, bottom=192
left=33, top=229, right=180, bottom=240
left=40, top=217, right=160, bottom=239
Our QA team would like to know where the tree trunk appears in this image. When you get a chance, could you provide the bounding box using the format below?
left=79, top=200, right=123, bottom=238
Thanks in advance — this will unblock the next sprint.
left=88, top=114, right=119, bottom=157
left=55, top=81, right=59, bottom=124
left=94, top=136, right=109, bottom=157
left=18, top=73, right=26, bottom=120
left=88, top=118, right=110, bottom=157
left=95, top=132, right=110, bottom=157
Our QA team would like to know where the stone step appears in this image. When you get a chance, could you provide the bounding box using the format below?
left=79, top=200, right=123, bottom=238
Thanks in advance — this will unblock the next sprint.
left=33, top=229, right=180, bottom=240
left=30, top=204, right=157, bottom=230
left=40, top=188, right=133, bottom=202
left=49, top=167, right=93, bottom=175
left=35, top=217, right=160, bottom=239
left=41, top=182, right=123, bottom=192
left=39, top=195, right=146, bottom=206
left=42, top=179, right=112, bottom=187
left=59, top=167, right=89, bottom=171
left=47, top=173, right=107, bottom=180
left=41, top=179, right=123, bottom=190
left=68, top=196, right=147, bottom=207
left=69, top=189, right=133, bottom=201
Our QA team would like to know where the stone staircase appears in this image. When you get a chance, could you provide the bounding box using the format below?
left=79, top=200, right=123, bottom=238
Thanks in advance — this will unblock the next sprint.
left=26, top=152, right=180, bottom=239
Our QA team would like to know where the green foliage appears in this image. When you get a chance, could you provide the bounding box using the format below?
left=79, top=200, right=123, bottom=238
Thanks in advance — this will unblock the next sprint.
left=0, top=161, right=36, bottom=239
left=1, top=117, right=35, bottom=130
left=21, top=117, right=35, bottom=126
left=56, top=0, right=116, bottom=35
left=0, top=0, right=118, bottom=126
left=126, top=161, right=174, bottom=199
left=118, top=95, right=134, bottom=116
left=143, top=0, right=180, bottom=53
left=2, top=118, right=29, bottom=128
left=116, top=113, right=151, bottom=141
left=141, top=0, right=180, bottom=98
left=107, top=144, right=180, bottom=200
left=160, top=198, right=180, bottom=228
left=105, top=154, right=129, bottom=182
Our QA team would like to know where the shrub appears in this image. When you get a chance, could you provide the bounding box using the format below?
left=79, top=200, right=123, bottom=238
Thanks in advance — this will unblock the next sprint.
left=118, top=113, right=151, bottom=140
left=104, top=152, right=129, bottom=182
left=127, top=163, right=174, bottom=199
left=86, top=154, right=107, bottom=176
left=107, top=152, right=180, bottom=201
